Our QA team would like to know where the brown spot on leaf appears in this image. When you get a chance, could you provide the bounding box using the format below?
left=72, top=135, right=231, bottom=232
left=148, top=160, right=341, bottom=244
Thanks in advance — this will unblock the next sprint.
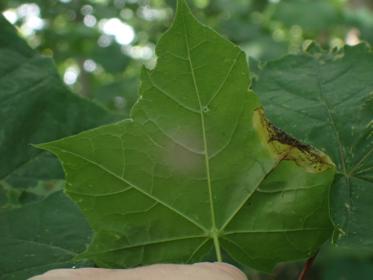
left=253, top=108, right=334, bottom=173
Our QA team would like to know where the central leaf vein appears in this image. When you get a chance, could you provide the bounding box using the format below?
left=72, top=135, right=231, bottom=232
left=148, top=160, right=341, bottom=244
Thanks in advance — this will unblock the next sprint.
left=181, top=13, right=222, bottom=261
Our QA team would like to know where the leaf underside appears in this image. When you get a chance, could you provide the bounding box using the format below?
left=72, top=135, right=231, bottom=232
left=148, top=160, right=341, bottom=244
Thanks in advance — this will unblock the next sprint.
left=254, top=44, right=373, bottom=250
left=40, top=0, right=335, bottom=272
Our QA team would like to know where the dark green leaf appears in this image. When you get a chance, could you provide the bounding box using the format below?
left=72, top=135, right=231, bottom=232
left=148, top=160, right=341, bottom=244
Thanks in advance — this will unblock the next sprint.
left=0, top=191, right=93, bottom=280
left=93, top=78, right=139, bottom=116
left=269, top=0, right=342, bottom=36
left=0, top=15, right=115, bottom=191
left=0, top=14, right=117, bottom=278
left=92, top=44, right=131, bottom=74
left=254, top=44, right=373, bottom=250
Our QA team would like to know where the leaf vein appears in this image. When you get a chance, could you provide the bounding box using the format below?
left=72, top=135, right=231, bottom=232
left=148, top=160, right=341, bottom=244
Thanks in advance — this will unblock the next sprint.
left=54, top=148, right=208, bottom=232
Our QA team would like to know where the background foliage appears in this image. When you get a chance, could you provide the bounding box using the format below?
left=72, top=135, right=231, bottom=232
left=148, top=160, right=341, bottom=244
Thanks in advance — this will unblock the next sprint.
left=1, top=0, right=373, bottom=279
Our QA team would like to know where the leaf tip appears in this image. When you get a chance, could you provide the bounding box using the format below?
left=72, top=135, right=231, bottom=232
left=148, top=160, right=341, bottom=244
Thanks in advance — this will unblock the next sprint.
left=175, top=0, right=193, bottom=19
left=31, top=142, right=55, bottom=153
left=31, top=143, right=46, bottom=150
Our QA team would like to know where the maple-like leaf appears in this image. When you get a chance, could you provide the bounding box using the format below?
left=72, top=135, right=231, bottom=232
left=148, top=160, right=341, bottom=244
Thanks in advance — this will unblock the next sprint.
left=39, top=0, right=335, bottom=271
left=254, top=44, right=373, bottom=250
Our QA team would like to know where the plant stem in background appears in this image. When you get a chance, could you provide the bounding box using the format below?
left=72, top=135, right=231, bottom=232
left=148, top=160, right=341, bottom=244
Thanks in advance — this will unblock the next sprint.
left=78, top=58, right=91, bottom=98
left=297, top=252, right=319, bottom=280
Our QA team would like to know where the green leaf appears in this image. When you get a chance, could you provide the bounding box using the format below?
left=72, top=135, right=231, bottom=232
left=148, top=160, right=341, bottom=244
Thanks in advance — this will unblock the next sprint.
left=0, top=15, right=116, bottom=278
left=0, top=15, right=115, bottom=191
left=269, top=0, right=342, bottom=36
left=323, top=259, right=373, bottom=280
left=4, top=153, right=64, bottom=191
left=39, top=0, right=335, bottom=272
left=345, top=8, right=373, bottom=44
left=0, top=191, right=93, bottom=280
left=93, top=78, right=139, bottom=116
left=254, top=44, right=373, bottom=250
left=92, top=44, right=131, bottom=74
left=318, top=246, right=373, bottom=280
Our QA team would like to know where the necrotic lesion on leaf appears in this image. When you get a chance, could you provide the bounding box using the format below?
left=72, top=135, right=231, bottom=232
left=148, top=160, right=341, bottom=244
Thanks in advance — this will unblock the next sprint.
left=253, top=108, right=334, bottom=173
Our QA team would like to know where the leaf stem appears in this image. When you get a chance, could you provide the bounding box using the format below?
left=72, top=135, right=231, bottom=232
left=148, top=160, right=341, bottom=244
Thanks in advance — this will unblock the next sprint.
left=297, top=251, right=318, bottom=280
left=212, top=234, right=223, bottom=262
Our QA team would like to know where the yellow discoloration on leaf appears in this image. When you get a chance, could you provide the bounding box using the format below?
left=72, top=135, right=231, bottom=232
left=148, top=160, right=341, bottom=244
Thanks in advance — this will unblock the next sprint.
left=253, top=108, right=334, bottom=173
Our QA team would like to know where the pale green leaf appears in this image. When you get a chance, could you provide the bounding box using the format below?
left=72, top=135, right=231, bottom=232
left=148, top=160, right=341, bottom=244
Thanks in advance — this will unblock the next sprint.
left=40, top=0, right=335, bottom=272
